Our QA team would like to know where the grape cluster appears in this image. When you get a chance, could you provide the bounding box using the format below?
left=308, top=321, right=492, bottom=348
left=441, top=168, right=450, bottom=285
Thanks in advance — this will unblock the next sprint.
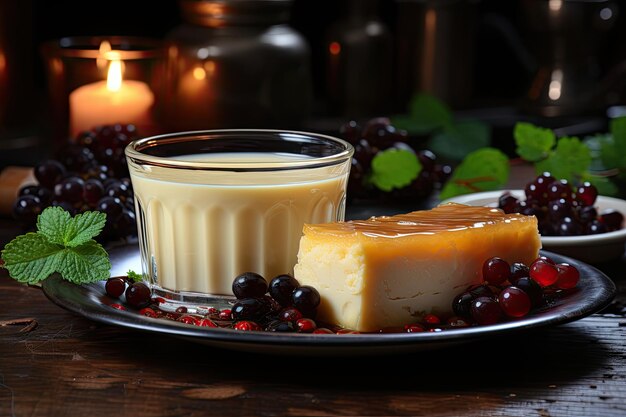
left=452, top=255, right=579, bottom=325
left=340, top=118, right=452, bottom=202
left=13, top=124, right=139, bottom=242
left=498, top=172, right=624, bottom=236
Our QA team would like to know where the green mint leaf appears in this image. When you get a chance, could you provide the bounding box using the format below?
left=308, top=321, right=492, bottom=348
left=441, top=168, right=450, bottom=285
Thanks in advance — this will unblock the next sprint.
left=1, top=207, right=111, bottom=285
left=535, top=136, right=591, bottom=183
left=514, top=122, right=555, bottom=162
left=0, top=233, right=64, bottom=284
left=428, top=119, right=491, bottom=161
left=369, top=148, right=422, bottom=192
left=36, top=206, right=72, bottom=245
left=392, top=94, right=453, bottom=134
left=58, top=241, right=111, bottom=284
left=64, top=210, right=107, bottom=247
left=439, top=148, right=510, bottom=200
left=127, top=269, right=143, bottom=283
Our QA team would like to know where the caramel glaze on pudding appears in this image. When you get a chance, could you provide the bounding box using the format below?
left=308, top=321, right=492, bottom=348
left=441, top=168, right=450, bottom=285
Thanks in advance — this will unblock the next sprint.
left=294, top=203, right=542, bottom=332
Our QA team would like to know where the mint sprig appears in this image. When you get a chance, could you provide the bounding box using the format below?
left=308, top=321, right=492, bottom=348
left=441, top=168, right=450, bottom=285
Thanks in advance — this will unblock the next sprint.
left=439, top=148, right=510, bottom=200
left=1, top=207, right=111, bottom=285
left=126, top=269, right=142, bottom=283
left=369, top=148, right=422, bottom=192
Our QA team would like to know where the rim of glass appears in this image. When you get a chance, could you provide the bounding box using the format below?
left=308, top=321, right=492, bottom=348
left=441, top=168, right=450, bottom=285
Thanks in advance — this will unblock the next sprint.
left=125, top=129, right=355, bottom=171
left=41, top=36, right=163, bottom=60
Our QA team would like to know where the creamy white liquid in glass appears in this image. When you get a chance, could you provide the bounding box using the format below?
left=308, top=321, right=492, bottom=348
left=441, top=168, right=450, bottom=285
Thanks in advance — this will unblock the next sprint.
left=128, top=147, right=351, bottom=299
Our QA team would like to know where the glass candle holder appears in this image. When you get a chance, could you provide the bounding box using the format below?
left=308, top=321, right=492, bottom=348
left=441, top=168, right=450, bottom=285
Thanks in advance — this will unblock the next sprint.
left=41, top=36, right=164, bottom=146
left=125, top=129, right=353, bottom=305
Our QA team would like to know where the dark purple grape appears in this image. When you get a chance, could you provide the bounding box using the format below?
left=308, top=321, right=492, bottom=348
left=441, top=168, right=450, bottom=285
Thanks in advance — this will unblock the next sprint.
left=54, top=177, right=85, bottom=204
left=432, top=164, right=453, bottom=185
left=105, top=181, right=132, bottom=201
left=509, top=262, right=530, bottom=285
left=292, top=286, right=320, bottom=312
left=97, top=196, right=124, bottom=220
left=547, top=179, right=572, bottom=202
left=35, top=160, right=66, bottom=189
left=19, top=185, right=53, bottom=205
left=532, top=172, right=556, bottom=204
left=514, top=277, right=543, bottom=307
left=56, top=145, right=96, bottom=172
left=575, top=182, right=598, bottom=206
left=600, top=209, right=624, bottom=231
left=76, top=131, right=97, bottom=149
left=547, top=198, right=572, bottom=221
left=125, top=282, right=151, bottom=308
left=410, top=170, right=434, bottom=199
left=339, top=120, right=361, bottom=145
left=417, top=149, right=437, bottom=172
left=452, top=291, right=473, bottom=318
left=13, top=195, right=43, bottom=223
left=50, top=200, right=77, bottom=215
left=232, top=272, right=268, bottom=299
left=265, top=320, right=296, bottom=332
left=498, top=193, right=518, bottom=214
left=231, top=298, right=271, bottom=321
left=470, top=296, right=501, bottom=325
left=115, top=209, right=137, bottom=237
left=586, top=219, right=608, bottom=234
left=269, top=274, right=300, bottom=307
left=83, top=179, right=104, bottom=206
left=576, top=204, right=596, bottom=222
left=557, top=216, right=582, bottom=236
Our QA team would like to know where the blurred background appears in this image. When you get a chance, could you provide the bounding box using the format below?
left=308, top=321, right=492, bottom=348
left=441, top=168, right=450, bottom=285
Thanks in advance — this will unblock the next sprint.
left=1, top=0, right=626, bottom=168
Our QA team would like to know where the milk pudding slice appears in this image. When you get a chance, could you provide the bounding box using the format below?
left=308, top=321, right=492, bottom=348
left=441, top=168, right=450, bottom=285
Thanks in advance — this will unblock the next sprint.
left=293, top=203, right=541, bottom=332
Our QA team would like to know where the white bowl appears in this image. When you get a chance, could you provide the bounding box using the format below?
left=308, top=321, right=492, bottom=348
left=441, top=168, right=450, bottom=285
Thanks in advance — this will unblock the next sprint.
left=441, top=190, right=626, bottom=264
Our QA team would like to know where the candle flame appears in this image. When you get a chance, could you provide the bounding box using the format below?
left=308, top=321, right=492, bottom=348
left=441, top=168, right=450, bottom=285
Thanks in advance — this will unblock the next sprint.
left=193, top=67, right=206, bottom=80
left=329, top=42, right=341, bottom=56
left=107, top=60, right=123, bottom=92
left=97, top=41, right=112, bottom=71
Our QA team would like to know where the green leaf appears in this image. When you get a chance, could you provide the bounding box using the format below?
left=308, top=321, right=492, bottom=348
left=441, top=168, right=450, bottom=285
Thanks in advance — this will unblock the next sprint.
left=1, top=208, right=111, bottom=285
left=64, top=211, right=107, bottom=247
left=439, top=148, right=510, bottom=200
left=514, top=122, right=556, bottom=162
left=0, top=233, right=64, bottom=284
left=127, top=269, right=143, bottom=283
left=392, top=94, right=453, bottom=134
left=535, top=136, right=591, bottom=183
left=369, top=148, right=422, bottom=192
left=36, top=206, right=71, bottom=246
left=58, top=241, right=111, bottom=284
left=428, top=120, right=491, bottom=161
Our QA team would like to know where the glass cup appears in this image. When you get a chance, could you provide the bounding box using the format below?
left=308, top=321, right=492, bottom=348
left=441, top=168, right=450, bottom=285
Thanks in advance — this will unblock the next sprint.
left=125, top=129, right=353, bottom=305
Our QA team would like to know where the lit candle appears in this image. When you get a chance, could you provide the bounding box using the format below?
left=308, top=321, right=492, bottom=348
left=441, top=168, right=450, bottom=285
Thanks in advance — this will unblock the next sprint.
left=69, top=57, right=154, bottom=136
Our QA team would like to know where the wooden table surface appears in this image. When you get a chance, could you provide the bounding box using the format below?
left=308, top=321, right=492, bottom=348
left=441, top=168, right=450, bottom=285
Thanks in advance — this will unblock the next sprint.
left=2, top=193, right=626, bottom=416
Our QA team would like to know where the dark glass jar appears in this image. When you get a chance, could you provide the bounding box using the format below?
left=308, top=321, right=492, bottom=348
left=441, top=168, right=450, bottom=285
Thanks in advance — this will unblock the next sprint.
left=162, top=0, right=312, bottom=131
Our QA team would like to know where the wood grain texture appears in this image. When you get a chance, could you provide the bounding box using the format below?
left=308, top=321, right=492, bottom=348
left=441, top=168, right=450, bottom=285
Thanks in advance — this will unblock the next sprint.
left=1, top=269, right=626, bottom=417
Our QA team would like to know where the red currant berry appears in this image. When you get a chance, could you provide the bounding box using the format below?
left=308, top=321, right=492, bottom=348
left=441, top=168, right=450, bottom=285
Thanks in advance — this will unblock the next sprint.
left=498, top=287, right=531, bottom=318
left=295, top=318, right=317, bottom=333
left=313, top=328, right=334, bottom=334
left=423, top=314, right=441, bottom=325
left=404, top=323, right=426, bottom=333
left=529, top=259, right=559, bottom=287
left=233, top=321, right=261, bottom=331
left=175, top=306, right=188, bottom=313
left=482, top=257, right=510, bottom=285
left=219, top=309, right=232, bottom=320
left=555, top=263, right=580, bottom=289
left=178, top=315, right=199, bottom=325
left=198, top=318, right=218, bottom=327
left=109, top=303, right=126, bottom=310
left=139, top=307, right=157, bottom=318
